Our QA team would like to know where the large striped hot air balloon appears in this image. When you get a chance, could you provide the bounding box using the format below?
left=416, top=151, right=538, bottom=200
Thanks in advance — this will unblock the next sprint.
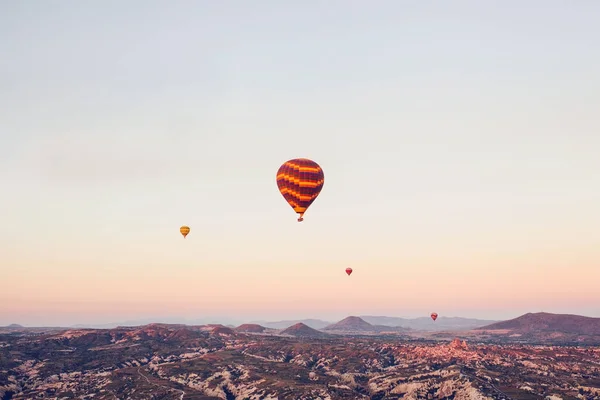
left=276, top=158, right=324, bottom=222
left=431, top=312, right=438, bottom=321
left=180, top=226, right=190, bottom=238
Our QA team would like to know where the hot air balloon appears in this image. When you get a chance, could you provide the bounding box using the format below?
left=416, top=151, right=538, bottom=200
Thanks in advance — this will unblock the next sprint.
left=431, top=312, right=438, bottom=321
left=180, top=226, right=190, bottom=238
left=345, top=267, right=353, bottom=276
left=276, top=158, right=324, bottom=222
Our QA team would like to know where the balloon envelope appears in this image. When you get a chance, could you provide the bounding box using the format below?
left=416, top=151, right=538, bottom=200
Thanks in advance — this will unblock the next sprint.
left=430, top=313, right=438, bottom=321
left=276, top=158, right=324, bottom=222
left=180, top=226, right=190, bottom=238
left=345, top=268, right=353, bottom=276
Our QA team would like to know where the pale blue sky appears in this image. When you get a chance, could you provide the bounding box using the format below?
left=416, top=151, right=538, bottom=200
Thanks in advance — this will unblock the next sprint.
left=1, top=1, right=599, bottom=326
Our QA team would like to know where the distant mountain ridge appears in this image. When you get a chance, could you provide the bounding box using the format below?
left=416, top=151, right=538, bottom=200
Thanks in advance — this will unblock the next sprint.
left=3, top=312, right=600, bottom=344
left=250, top=319, right=332, bottom=330
left=477, top=312, right=600, bottom=335
left=252, top=316, right=498, bottom=331
left=70, top=317, right=242, bottom=329
left=359, top=316, right=499, bottom=331
left=7, top=312, right=599, bottom=336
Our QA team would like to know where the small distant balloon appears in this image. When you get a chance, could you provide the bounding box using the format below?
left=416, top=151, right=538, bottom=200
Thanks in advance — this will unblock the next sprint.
left=345, top=268, right=353, bottom=276
left=276, top=158, right=325, bottom=222
left=180, top=226, right=190, bottom=238
left=431, top=312, right=438, bottom=321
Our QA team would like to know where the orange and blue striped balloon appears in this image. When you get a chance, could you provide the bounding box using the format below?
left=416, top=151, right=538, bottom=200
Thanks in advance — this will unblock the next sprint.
left=276, top=158, right=325, bottom=222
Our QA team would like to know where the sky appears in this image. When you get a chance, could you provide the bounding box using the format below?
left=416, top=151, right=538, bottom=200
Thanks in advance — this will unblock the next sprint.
left=1, top=0, right=599, bottom=327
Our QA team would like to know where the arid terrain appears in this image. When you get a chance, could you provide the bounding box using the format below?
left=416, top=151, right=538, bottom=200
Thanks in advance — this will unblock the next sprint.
left=1, top=313, right=600, bottom=399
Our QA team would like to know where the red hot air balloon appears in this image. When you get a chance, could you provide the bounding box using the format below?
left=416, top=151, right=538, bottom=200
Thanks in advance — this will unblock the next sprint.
left=345, top=267, right=353, bottom=276
left=276, top=158, right=325, bottom=222
left=431, top=312, right=438, bottom=321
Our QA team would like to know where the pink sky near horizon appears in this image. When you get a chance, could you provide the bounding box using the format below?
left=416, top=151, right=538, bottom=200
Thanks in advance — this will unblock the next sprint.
left=2, top=2, right=600, bottom=327
left=2, top=172, right=599, bottom=326
left=3, top=228, right=599, bottom=326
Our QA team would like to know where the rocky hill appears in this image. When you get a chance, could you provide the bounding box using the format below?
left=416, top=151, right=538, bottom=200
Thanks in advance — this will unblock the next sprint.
left=211, top=326, right=235, bottom=335
left=235, top=323, right=266, bottom=333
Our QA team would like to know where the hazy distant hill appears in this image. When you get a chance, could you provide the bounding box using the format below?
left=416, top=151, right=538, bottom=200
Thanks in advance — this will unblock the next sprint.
left=280, top=323, right=330, bottom=338
left=324, top=316, right=376, bottom=332
left=360, top=316, right=498, bottom=331
left=251, top=319, right=332, bottom=330
left=477, top=312, right=600, bottom=335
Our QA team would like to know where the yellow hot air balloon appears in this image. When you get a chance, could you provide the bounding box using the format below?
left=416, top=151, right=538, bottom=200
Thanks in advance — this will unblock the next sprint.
left=180, top=226, right=190, bottom=238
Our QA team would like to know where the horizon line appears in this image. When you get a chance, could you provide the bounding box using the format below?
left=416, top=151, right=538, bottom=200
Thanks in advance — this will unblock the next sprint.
left=4, top=310, right=599, bottom=328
